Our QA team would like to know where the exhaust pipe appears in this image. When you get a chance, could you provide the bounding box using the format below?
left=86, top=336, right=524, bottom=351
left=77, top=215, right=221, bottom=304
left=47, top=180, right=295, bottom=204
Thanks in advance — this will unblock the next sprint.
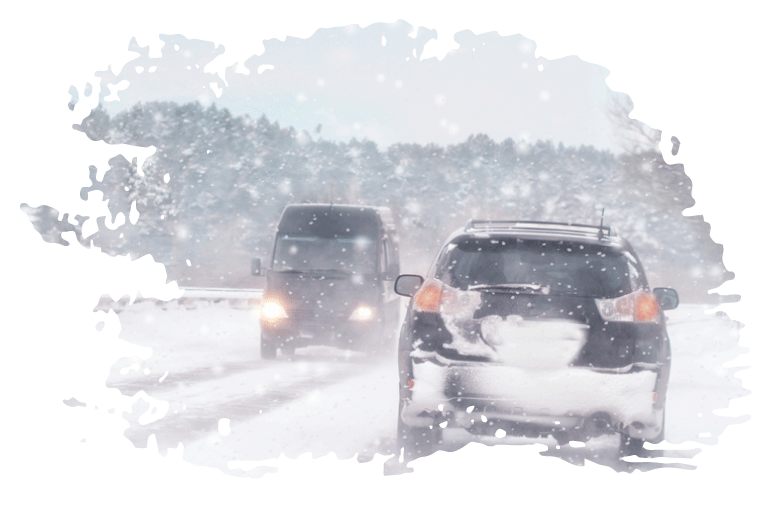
left=584, top=412, right=615, bottom=438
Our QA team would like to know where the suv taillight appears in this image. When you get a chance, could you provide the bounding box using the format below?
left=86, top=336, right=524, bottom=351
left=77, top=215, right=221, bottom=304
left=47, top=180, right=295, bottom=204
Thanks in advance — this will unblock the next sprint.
left=413, top=279, right=478, bottom=316
left=413, top=279, right=443, bottom=313
left=595, top=290, right=660, bottom=323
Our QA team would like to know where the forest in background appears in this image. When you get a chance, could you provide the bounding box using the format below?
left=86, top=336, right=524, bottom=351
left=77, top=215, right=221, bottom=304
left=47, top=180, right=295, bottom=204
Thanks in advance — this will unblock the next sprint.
left=22, top=101, right=733, bottom=302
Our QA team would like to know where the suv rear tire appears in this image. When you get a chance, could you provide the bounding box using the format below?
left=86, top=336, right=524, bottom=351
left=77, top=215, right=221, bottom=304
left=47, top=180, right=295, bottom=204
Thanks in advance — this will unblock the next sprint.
left=403, top=425, right=442, bottom=461
left=397, top=410, right=442, bottom=461
left=649, top=404, right=666, bottom=444
left=620, top=406, right=665, bottom=456
left=619, top=433, right=644, bottom=456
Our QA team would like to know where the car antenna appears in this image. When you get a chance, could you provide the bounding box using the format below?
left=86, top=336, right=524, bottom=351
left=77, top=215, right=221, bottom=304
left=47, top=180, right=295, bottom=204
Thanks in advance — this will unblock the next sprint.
left=598, top=207, right=605, bottom=239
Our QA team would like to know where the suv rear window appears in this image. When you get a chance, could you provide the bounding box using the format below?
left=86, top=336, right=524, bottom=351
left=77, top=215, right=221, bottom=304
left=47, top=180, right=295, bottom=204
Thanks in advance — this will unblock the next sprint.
left=434, top=238, right=641, bottom=298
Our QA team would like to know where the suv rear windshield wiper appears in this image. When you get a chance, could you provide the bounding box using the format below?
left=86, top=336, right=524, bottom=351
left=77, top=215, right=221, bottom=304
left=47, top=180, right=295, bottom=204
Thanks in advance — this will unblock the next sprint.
left=468, top=283, right=550, bottom=294
left=275, top=268, right=353, bottom=276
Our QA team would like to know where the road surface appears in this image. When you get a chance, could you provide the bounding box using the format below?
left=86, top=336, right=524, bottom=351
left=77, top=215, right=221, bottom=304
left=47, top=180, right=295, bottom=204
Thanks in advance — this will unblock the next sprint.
left=104, top=300, right=746, bottom=476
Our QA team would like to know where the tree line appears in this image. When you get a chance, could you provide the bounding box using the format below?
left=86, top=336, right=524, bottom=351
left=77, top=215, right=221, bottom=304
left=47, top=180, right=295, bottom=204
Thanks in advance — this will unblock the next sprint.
left=21, top=101, right=732, bottom=302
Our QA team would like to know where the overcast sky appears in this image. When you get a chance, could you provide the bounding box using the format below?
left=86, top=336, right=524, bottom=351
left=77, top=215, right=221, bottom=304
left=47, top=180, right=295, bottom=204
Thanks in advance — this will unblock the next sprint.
left=97, top=20, right=628, bottom=153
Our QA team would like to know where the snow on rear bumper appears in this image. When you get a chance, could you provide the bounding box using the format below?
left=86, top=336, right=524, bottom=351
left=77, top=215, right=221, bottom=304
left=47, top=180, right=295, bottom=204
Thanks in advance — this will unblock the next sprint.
left=401, top=358, right=662, bottom=439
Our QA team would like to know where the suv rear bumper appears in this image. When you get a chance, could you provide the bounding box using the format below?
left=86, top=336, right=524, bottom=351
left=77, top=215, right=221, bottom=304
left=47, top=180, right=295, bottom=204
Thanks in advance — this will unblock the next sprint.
left=401, top=357, right=663, bottom=440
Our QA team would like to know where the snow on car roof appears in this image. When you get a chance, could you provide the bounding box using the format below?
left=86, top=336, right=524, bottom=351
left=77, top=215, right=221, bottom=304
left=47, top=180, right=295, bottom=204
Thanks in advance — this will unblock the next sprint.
left=445, top=219, right=625, bottom=248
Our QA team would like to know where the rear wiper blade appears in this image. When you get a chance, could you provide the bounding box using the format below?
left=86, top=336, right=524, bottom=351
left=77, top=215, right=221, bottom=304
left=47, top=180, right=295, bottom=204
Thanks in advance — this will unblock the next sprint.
left=468, top=283, right=550, bottom=294
left=305, top=268, right=354, bottom=275
left=275, top=268, right=353, bottom=275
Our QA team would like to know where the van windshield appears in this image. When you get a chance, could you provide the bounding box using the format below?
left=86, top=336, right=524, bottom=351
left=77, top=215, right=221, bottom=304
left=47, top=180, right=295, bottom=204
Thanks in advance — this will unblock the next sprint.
left=272, top=234, right=377, bottom=274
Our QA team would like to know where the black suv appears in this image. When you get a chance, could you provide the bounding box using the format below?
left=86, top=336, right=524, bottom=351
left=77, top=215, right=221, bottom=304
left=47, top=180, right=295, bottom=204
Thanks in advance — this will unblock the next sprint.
left=393, top=220, right=679, bottom=460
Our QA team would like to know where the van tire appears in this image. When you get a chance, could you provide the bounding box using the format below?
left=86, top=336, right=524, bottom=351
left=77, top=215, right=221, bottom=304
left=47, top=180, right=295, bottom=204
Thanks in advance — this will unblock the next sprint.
left=260, top=337, right=277, bottom=360
left=280, top=343, right=295, bottom=358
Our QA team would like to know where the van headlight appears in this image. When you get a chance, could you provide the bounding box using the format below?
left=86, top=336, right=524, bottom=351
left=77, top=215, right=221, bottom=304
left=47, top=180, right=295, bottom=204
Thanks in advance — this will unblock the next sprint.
left=348, top=305, right=375, bottom=321
left=260, top=298, right=289, bottom=324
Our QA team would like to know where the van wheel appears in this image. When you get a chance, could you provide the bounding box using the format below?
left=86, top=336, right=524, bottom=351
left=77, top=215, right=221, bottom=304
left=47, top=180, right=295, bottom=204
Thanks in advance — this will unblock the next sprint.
left=260, top=337, right=277, bottom=360
left=281, top=343, right=295, bottom=358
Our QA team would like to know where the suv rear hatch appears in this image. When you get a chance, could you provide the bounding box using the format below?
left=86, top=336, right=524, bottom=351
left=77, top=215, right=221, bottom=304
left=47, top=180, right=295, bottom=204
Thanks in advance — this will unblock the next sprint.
left=410, top=237, right=665, bottom=370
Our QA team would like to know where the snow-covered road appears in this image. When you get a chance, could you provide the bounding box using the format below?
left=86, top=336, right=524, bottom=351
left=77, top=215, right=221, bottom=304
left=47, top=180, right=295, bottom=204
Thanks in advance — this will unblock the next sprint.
left=106, top=300, right=745, bottom=476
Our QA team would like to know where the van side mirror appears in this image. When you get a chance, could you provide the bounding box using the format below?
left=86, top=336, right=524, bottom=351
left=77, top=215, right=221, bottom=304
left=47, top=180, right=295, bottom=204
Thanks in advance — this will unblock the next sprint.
left=251, top=258, right=262, bottom=276
left=653, top=287, right=679, bottom=310
left=395, top=274, right=424, bottom=297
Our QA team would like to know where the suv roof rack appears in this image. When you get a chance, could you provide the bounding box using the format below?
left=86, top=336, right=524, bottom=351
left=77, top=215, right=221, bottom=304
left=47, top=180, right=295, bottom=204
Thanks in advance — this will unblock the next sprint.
left=464, top=219, right=615, bottom=239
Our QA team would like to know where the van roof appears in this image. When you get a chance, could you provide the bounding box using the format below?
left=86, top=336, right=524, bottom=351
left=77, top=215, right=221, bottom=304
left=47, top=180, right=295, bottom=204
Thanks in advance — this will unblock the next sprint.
left=278, top=203, right=391, bottom=236
left=283, top=203, right=387, bottom=213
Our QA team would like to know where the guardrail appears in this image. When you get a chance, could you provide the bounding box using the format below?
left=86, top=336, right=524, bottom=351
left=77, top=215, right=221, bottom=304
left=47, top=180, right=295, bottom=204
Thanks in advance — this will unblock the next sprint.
left=177, top=287, right=263, bottom=300
left=94, top=287, right=264, bottom=312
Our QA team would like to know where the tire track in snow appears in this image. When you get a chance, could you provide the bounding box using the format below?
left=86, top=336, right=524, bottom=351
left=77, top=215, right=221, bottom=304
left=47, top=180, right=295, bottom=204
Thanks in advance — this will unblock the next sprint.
left=107, top=358, right=276, bottom=396
left=122, top=357, right=390, bottom=451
